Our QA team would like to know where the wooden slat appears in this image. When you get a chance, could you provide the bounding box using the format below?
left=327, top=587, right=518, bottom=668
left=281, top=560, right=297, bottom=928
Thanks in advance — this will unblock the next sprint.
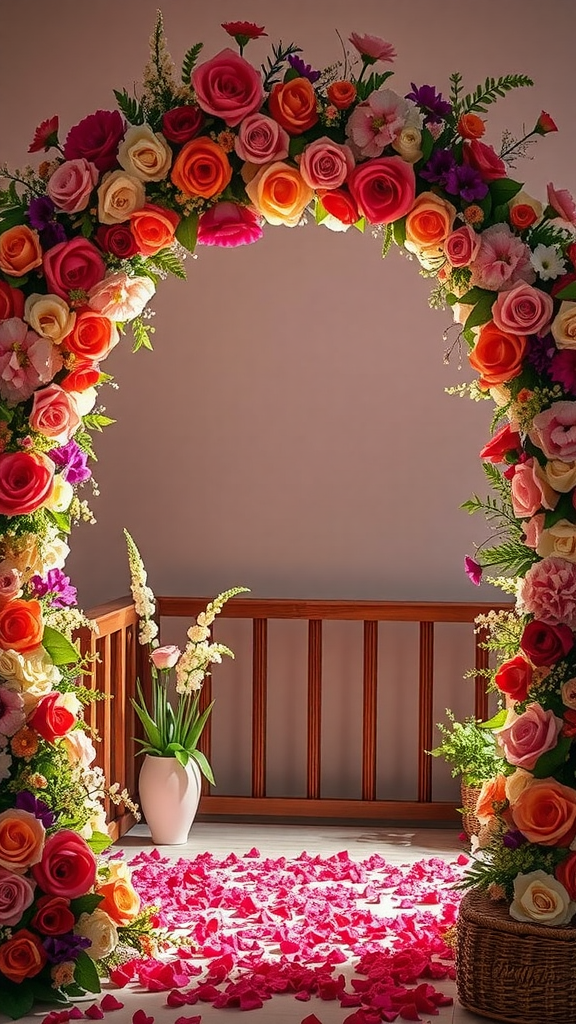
left=307, top=620, right=322, bottom=799
left=417, top=622, right=435, bottom=803
left=198, top=795, right=460, bottom=823
left=361, top=621, right=378, bottom=801
left=252, top=618, right=267, bottom=798
left=475, top=627, right=490, bottom=721
left=158, top=596, right=512, bottom=623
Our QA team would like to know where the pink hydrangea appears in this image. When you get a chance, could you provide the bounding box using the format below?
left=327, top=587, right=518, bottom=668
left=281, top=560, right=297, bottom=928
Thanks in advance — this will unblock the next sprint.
left=0, top=317, right=63, bottom=407
left=517, top=555, right=576, bottom=629
left=346, top=89, right=420, bottom=159
left=469, top=223, right=535, bottom=291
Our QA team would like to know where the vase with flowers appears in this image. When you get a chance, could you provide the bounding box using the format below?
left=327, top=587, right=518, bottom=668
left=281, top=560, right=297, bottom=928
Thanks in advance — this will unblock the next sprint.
left=125, top=529, right=247, bottom=843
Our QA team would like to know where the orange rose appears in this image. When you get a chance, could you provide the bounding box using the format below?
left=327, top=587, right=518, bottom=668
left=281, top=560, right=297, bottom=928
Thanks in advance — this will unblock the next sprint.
left=469, top=321, right=527, bottom=388
left=327, top=80, right=357, bottom=111
left=268, top=78, right=319, bottom=135
left=457, top=113, right=486, bottom=140
left=130, top=203, right=181, bottom=256
left=509, top=204, right=539, bottom=231
left=0, top=598, right=43, bottom=653
left=405, top=192, right=456, bottom=250
left=171, top=138, right=232, bottom=199
left=475, top=774, right=508, bottom=825
left=0, top=225, right=43, bottom=276
left=0, top=808, right=45, bottom=871
left=245, top=161, right=313, bottom=227
left=96, top=863, right=141, bottom=925
left=512, top=777, right=576, bottom=846
left=65, top=309, right=119, bottom=362
left=0, top=929, right=47, bottom=983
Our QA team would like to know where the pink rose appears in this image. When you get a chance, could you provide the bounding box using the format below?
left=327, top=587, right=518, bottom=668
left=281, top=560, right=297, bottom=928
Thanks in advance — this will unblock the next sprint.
left=348, top=157, right=416, bottom=225
left=530, top=401, right=576, bottom=461
left=0, top=568, right=22, bottom=608
left=63, top=109, right=125, bottom=172
left=43, top=238, right=106, bottom=301
left=523, top=514, right=545, bottom=550
left=462, top=139, right=507, bottom=181
left=191, top=48, right=265, bottom=127
left=510, top=458, right=558, bottom=518
left=0, top=451, right=55, bottom=516
left=299, top=137, right=355, bottom=191
left=0, top=867, right=35, bottom=926
left=469, top=224, right=535, bottom=291
left=88, top=272, right=155, bottom=322
left=0, top=318, right=63, bottom=407
left=197, top=202, right=263, bottom=248
left=46, top=159, right=99, bottom=213
left=32, top=829, right=97, bottom=899
left=492, top=282, right=554, bottom=336
left=443, top=225, right=481, bottom=267
left=150, top=644, right=181, bottom=670
left=29, top=384, right=81, bottom=443
left=235, top=113, right=290, bottom=164
left=518, top=555, right=576, bottom=629
left=547, top=183, right=576, bottom=226
left=497, top=703, right=564, bottom=770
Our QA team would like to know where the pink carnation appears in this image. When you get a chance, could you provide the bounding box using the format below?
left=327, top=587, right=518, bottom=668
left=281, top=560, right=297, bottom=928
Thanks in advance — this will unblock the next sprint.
left=0, top=317, right=63, bottom=407
left=530, top=401, right=576, bottom=462
left=518, top=555, right=576, bottom=629
left=346, top=90, right=418, bottom=159
left=469, top=224, right=535, bottom=291
left=497, top=703, right=564, bottom=770
left=348, top=32, right=396, bottom=62
left=547, top=183, right=576, bottom=226
left=197, top=203, right=263, bottom=248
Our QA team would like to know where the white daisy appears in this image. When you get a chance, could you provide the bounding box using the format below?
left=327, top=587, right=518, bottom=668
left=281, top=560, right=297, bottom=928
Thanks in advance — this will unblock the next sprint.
left=530, top=242, right=566, bottom=281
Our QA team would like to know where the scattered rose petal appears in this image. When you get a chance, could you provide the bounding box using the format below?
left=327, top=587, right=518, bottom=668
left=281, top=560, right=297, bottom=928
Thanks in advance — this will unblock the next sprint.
left=84, top=1007, right=105, bottom=1021
left=100, top=994, right=124, bottom=1011
left=132, top=1012, right=154, bottom=1024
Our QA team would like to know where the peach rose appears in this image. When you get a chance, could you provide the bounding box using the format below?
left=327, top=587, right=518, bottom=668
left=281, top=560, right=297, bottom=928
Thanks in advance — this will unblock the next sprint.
left=268, top=78, right=319, bottom=135
left=117, top=125, right=172, bottom=182
left=510, top=458, right=558, bottom=518
left=97, top=169, right=146, bottom=225
left=405, top=191, right=457, bottom=251
left=23, top=293, right=76, bottom=344
left=0, top=225, right=43, bottom=276
left=245, top=161, right=313, bottom=227
left=551, top=301, right=576, bottom=350
left=326, top=81, right=357, bottom=110
left=510, top=870, right=575, bottom=927
left=544, top=459, right=576, bottom=493
left=457, top=113, right=486, bottom=140
left=475, top=774, right=508, bottom=825
left=0, top=598, right=43, bottom=653
left=171, top=138, right=232, bottom=199
left=29, top=384, right=81, bottom=443
left=129, top=203, right=180, bottom=256
left=96, top=863, right=141, bottom=925
left=469, top=321, right=527, bottom=388
left=537, top=519, right=576, bottom=562
left=512, top=777, right=576, bottom=846
left=505, top=768, right=534, bottom=805
left=0, top=808, right=45, bottom=872
left=66, top=309, right=119, bottom=362
left=0, top=928, right=47, bottom=982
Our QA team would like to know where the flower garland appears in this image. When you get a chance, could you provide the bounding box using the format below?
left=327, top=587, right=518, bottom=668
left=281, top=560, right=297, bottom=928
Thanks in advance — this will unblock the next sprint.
left=0, top=8, right=576, bottom=1017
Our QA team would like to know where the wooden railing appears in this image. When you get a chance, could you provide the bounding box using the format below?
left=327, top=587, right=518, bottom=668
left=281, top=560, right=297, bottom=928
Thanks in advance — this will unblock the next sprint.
left=81, top=595, right=511, bottom=838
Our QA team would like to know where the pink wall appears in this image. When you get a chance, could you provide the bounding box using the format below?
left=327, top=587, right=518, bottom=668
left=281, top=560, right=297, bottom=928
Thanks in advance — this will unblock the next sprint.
left=1, top=0, right=573, bottom=612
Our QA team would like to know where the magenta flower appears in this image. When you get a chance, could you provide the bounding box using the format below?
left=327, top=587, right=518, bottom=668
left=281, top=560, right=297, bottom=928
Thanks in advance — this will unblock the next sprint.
left=464, top=556, right=483, bottom=586
left=197, top=203, right=263, bottom=248
left=349, top=32, right=396, bottom=63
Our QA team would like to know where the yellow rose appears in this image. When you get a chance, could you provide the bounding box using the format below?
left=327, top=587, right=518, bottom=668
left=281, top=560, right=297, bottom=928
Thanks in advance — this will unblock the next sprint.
left=544, top=458, right=576, bottom=493
left=510, top=870, right=575, bottom=927
left=97, top=169, right=146, bottom=225
left=24, top=294, right=75, bottom=343
left=536, top=519, right=576, bottom=562
left=245, top=161, right=313, bottom=227
left=117, top=125, right=172, bottom=182
left=551, top=301, right=576, bottom=350
left=44, top=475, right=74, bottom=514
left=74, top=909, right=118, bottom=959
left=392, top=127, right=423, bottom=164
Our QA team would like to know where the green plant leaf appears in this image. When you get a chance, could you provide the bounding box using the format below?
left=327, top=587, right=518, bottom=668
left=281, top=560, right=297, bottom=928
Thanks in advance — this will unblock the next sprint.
left=556, top=281, right=576, bottom=302
left=532, top=736, right=572, bottom=779
left=489, top=177, right=523, bottom=207
left=175, top=212, right=198, bottom=254
left=480, top=708, right=508, bottom=729
left=463, top=292, right=495, bottom=331
left=86, top=830, right=112, bottom=854
left=70, top=893, right=103, bottom=916
left=73, top=951, right=101, bottom=994
left=190, top=746, right=215, bottom=785
left=42, top=625, right=80, bottom=667
left=0, top=982, right=34, bottom=1020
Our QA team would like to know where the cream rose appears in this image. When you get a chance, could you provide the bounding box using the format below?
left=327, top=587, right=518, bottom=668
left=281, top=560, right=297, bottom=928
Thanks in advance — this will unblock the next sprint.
left=42, top=534, right=70, bottom=572
left=74, top=909, right=118, bottom=959
left=9, top=648, right=61, bottom=712
left=97, top=170, right=146, bottom=225
left=551, top=302, right=576, bottom=350
left=510, top=870, right=576, bottom=927
left=392, top=126, right=423, bottom=163
left=117, top=125, right=172, bottom=182
left=24, top=294, right=76, bottom=343
left=544, top=459, right=576, bottom=493
left=0, top=649, right=24, bottom=685
left=44, top=476, right=74, bottom=514
left=62, top=729, right=97, bottom=767
left=536, top=519, right=576, bottom=562
left=505, top=768, right=533, bottom=805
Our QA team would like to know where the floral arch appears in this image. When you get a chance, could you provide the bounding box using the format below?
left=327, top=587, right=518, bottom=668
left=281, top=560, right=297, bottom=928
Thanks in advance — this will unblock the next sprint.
left=1, top=11, right=576, bottom=1018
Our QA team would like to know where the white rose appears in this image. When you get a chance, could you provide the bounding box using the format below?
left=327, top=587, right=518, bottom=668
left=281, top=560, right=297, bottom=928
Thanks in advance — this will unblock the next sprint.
left=45, top=475, right=74, bottom=513
left=392, top=126, right=423, bottom=163
left=551, top=301, right=576, bottom=350
left=544, top=458, right=576, bottom=493
left=42, top=535, right=70, bottom=572
left=73, top=387, right=97, bottom=417
left=536, top=519, right=576, bottom=562
left=75, top=909, right=118, bottom=959
left=510, top=870, right=576, bottom=927
left=0, top=649, right=24, bottom=685
left=117, top=124, right=172, bottom=182
left=24, top=293, right=76, bottom=343
left=97, top=169, right=146, bottom=225
left=62, top=729, right=97, bottom=767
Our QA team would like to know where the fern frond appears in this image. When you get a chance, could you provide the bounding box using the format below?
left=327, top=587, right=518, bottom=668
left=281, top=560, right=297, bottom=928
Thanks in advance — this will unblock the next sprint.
left=478, top=540, right=536, bottom=576
left=146, top=247, right=187, bottom=280
left=113, top=89, right=145, bottom=125
left=456, top=74, right=534, bottom=116
left=131, top=317, right=155, bottom=353
left=261, top=42, right=302, bottom=90
left=182, top=43, right=203, bottom=84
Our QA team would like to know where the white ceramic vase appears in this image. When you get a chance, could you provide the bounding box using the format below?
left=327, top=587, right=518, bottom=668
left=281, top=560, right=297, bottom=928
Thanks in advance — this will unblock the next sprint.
left=138, top=753, right=202, bottom=845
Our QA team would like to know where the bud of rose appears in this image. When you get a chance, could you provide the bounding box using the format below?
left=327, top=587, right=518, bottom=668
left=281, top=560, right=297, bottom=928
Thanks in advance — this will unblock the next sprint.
left=150, top=644, right=181, bottom=670
left=534, top=111, right=558, bottom=136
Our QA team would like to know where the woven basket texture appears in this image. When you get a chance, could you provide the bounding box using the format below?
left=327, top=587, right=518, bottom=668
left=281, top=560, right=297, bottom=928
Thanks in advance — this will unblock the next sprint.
left=456, top=889, right=576, bottom=1024
left=460, top=782, right=482, bottom=839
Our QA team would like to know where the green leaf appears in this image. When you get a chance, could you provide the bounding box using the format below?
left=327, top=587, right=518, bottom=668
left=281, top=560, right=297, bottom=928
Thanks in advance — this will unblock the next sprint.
left=489, top=177, right=523, bottom=206
left=464, top=292, right=495, bottom=331
left=113, top=89, right=145, bottom=125
left=0, top=982, right=35, bottom=1019
left=83, top=413, right=116, bottom=431
left=147, top=246, right=187, bottom=280
left=190, top=746, right=215, bottom=785
left=315, top=198, right=329, bottom=224
left=31, top=980, right=70, bottom=1005
left=70, top=893, right=103, bottom=916
left=381, top=223, right=393, bottom=259
left=181, top=42, right=203, bottom=83
left=458, top=286, right=496, bottom=306
left=393, top=217, right=406, bottom=247
left=0, top=207, right=27, bottom=230
left=86, top=830, right=112, bottom=854
left=74, top=951, right=101, bottom=994
left=556, top=281, right=576, bottom=302
left=175, top=212, right=198, bottom=254
left=47, top=509, right=71, bottom=534
left=532, top=736, right=572, bottom=779
left=288, top=136, right=307, bottom=159
left=131, top=316, right=155, bottom=352
left=480, top=708, right=508, bottom=729
left=42, top=625, right=80, bottom=667
left=131, top=697, right=163, bottom=751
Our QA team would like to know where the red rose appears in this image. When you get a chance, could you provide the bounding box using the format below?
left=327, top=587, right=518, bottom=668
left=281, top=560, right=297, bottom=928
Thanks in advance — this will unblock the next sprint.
left=567, top=243, right=576, bottom=270
left=43, top=238, right=106, bottom=301
left=480, top=423, right=523, bottom=463
left=509, top=204, right=538, bottom=230
left=30, top=693, right=77, bottom=743
left=95, top=224, right=139, bottom=260
left=0, top=451, right=55, bottom=516
left=348, top=157, right=415, bottom=225
left=0, top=281, right=24, bottom=320
left=63, top=109, right=125, bottom=172
left=494, top=655, right=533, bottom=702
left=162, top=105, right=204, bottom=144
left=0, top=599, right=43, bottom=654
left=462, top=140, right=507, bottom=182
left=31, top=895, right=75, bottom=936
left=556, top=851, right=576, bottom=899
left=317, top=188, right=359, bottom=225
left=60, top=360, right=100, bottom=393
left=520, top=619, right=574, bottom=667
left=32, top=829, right=97, bottom=899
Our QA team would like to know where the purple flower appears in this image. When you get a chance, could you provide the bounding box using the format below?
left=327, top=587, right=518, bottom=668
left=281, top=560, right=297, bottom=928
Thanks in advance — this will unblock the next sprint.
left=405, top=83, right=452, bottom=124
left=49, top=438, right=91, bottom=484
left=502, top=829, right=528, bottom=850
left=16, top=791, right=57, bottom=828
left=526, top=332, right=556, bottom=376
left=420, top=148, right=456, bottom=187
left=444, top=163, right=488, bottom=203
left=30, top=568, right=77, bottom=609
left=464, top=556, right=483, bottom=586
left=287, top=53, right=321, bottom=83
left=28, top=196, right=57, bottom=231
left=43, top=933, right=91, bottom=964
left=550, top=349, right=576, bottom=395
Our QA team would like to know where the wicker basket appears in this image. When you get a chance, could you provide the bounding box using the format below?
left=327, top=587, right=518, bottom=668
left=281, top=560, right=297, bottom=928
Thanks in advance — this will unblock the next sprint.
left=456, top=889, right=576, bottom=1023
left=460, top=782, right=482, bottom=839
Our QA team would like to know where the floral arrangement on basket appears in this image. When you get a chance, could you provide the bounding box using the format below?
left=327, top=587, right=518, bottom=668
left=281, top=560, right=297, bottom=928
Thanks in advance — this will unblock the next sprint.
left=1, top=8, right=576, bottom=1015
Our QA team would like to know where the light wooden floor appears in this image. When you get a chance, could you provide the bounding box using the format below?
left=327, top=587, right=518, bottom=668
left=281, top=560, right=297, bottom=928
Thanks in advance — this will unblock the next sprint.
left=4, top=824, right=488, bottom=1024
